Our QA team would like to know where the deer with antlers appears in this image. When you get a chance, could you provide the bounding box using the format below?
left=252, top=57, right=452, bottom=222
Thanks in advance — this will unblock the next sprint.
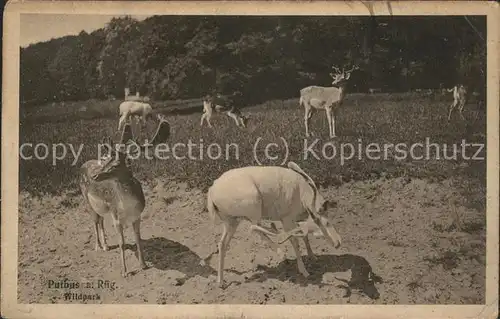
left=79, top=114, right=170, bottom=277
left=300, top=64, right=359, bottom=138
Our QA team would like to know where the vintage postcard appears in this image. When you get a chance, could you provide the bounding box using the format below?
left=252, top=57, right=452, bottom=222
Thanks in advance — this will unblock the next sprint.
left=2, top=1, right=499, bottom=318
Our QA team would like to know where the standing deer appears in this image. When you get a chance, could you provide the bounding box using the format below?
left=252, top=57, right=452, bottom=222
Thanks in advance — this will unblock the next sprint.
left=79, top=114, right=170, bottom=277
left=447, top=84, right=467, bottom=120
left=300, top=64, right=359, bottom=138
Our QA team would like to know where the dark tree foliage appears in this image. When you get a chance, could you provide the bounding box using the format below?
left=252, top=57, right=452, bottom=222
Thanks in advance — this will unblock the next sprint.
left=20, top=15, right=486, bottom=107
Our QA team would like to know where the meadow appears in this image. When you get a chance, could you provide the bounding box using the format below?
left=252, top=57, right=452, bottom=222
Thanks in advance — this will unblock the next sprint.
left=18, top=93, right=487, bottom=304
left=20, top=93, right=485, bottom=196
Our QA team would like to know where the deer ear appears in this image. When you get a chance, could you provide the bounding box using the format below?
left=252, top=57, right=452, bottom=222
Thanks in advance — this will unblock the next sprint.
left=345, top=72, right=351, bottom=80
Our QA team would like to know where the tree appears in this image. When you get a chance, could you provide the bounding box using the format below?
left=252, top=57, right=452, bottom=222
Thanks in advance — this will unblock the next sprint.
left=20, top=15, right=487, bottom=106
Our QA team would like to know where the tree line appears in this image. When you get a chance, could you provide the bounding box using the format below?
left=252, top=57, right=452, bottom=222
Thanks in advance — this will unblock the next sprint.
left=20, top=15, right=486, bottom=107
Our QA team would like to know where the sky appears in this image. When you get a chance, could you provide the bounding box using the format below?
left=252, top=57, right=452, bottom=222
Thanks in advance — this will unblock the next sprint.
left=20, top=14, right=152, bottom=47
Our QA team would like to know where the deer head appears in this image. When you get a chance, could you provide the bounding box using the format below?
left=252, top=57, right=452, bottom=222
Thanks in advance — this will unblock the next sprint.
left=93, top=137, right=139, bottom=181
left=95, top=114, right=170, bottom=181
left=330, top=64, right=359, bottom=86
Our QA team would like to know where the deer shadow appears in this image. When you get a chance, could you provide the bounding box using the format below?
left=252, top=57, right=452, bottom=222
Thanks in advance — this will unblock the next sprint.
left=109, top=237, right=216, bottom=280
left=143, top=237, right=217, bottom=278
left=246, top=254, right=383, bottom=300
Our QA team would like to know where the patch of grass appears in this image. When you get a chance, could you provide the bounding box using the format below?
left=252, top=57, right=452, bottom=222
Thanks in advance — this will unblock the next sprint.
left=19, top=94, right=486, bottom=196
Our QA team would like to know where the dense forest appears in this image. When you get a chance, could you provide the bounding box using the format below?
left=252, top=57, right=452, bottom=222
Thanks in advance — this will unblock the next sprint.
left=20, top=15, right=486, bottom=107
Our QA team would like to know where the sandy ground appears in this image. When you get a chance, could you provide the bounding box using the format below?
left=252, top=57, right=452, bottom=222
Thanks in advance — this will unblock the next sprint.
left=18, top=177, right=485, bottom=304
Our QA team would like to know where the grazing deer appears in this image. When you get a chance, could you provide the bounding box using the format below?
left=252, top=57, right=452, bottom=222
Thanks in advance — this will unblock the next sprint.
left=447, top=84, right=467, bottom=120
left=200, top=94, right=249, bottom=128
left=204, top=161, right=341, bottom=288
left=118, top=101, right=154, bottom=134
left=79, top=114, right=170, bottom=277
left=300, top=64, right=359, bottom=138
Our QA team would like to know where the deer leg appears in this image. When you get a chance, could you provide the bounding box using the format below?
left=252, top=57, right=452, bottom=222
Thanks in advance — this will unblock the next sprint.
left=326, top=108, right=336, bottom=138
left=459, top=100, right=466, bottom=120
left=207, top=114, right=213, bottom=128
left=250, top=224, right=285, bottom=259
left=226, top=111, right=240, bottom=127
left=98, top=215, right=108, bottom=251
left=132, top=219, right=147, bottom=270
left=448, top=101, right=457, bottom=121
left=304, top=107, right=313, bottom=137
left=118, top=114, right=128, bottom=131
left=135, top=116, right=142, bottom=133
left=203, top=111, right=213, bottom=128
left=217, top=218, right=239, bottom=288
left=201, top=112, right=212, bottom=127
left=236, top=114, right=244, bottom=128
left=330, top=111, right=336, bottom=138
left=129, top=116, right=137, bottom=138
left=239, top=115, right=247, bottom=128
left=269, top=222, right=285, bottom=258
left=303, top=236, right=315, bottom=258
left=282, top=218, right=309, bottom=278
left=92, top=212, right=102, bottom=251
left=250, top=224, right=279, bottom=248
left=200, top=113, right=207, bottom=126
left=112, top=216, right=127, bottom=277
left=325, top=108, right=332, bottom=137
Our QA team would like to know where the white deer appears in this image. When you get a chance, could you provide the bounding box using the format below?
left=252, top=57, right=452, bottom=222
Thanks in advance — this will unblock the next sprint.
left=204, top=161, right=342, bottom=288
left=118, top=101, right=154, bottom=133
left=447, top=84, right=467, bottom=120
left=300, top=64, right=359, bottom=138
left=200, top=94, right=249, bottom=128
left=79, top=115, right=170, bottom=277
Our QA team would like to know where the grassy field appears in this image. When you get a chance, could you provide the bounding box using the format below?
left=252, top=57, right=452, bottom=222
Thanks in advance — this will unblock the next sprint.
left=20, top=93, right=485, bottom=196
left=18, top=93, right=487, bottom=304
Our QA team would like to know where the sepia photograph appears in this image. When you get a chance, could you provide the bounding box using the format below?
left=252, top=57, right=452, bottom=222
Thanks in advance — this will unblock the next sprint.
left=2, top=1, right=499, bottom=318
